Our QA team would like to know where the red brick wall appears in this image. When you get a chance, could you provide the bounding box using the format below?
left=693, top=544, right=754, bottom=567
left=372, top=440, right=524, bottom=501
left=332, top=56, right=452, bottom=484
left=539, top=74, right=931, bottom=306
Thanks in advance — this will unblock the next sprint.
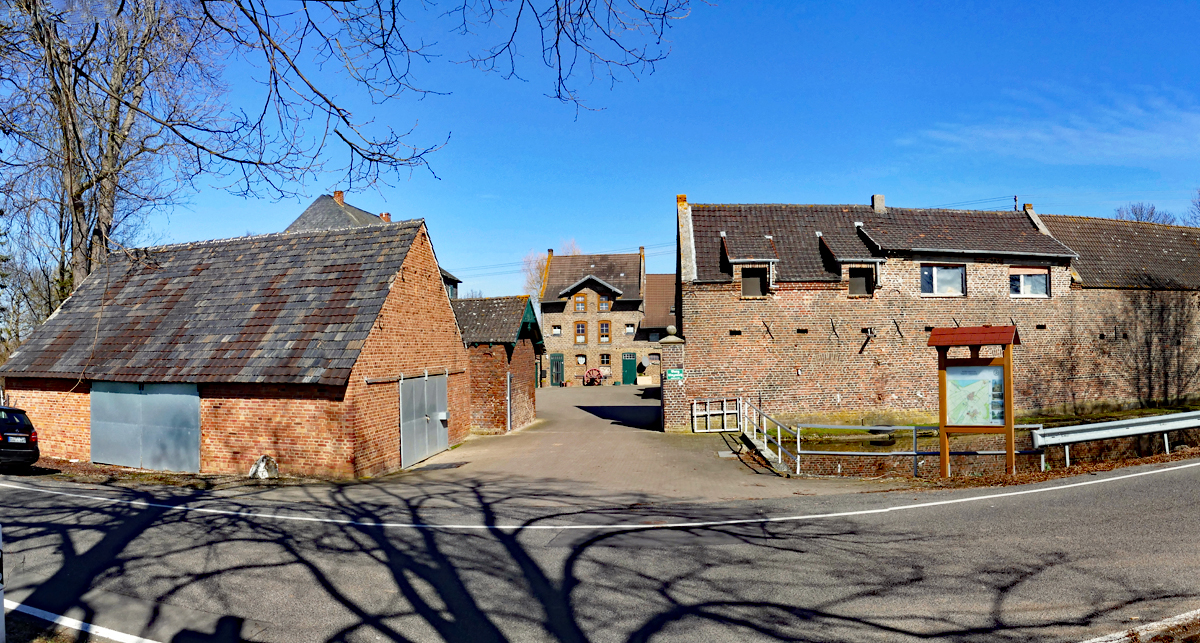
left=4, top=378, right=91, bottom=460
left=465, top=338, right=538, bottom=434
left=670, top=257, right=1200, bottom=429
left=345, top=224, right=471, bottom=476
left=198, top=383, right=351, bottom=477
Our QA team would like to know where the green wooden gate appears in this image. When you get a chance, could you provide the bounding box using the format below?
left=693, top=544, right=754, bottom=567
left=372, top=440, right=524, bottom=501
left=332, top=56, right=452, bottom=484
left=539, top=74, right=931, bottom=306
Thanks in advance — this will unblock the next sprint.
left=622, top=352, right=637, bottom=385
left=550, top=353, right=564, bottom=387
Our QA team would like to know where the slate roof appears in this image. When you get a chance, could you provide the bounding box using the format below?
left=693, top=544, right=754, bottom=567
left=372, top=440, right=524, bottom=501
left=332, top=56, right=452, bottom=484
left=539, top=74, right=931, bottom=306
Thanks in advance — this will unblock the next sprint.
left=642, top=274, right=677, bottom=329
left=542, top=253, right=642, bottom=302
left=1041, top=215, right=1200, bottom=290
left=691, top=204, right=1077, bottom=283
left=0, top=222, right=424, bottom=385
left=451, top=296, right=532, bottom=344
left=285, top=195, right=384, bottom=232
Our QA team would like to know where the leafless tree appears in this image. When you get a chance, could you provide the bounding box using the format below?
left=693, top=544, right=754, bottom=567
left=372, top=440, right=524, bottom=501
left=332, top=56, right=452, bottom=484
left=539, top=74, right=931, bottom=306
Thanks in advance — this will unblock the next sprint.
left=0, top=0, right=691, bottom=334
left=1114, top=202, right=1176, bottom=225
left=523, top=238, right=582, bottom=298
left=1186, top=188, right=1200, bottom=227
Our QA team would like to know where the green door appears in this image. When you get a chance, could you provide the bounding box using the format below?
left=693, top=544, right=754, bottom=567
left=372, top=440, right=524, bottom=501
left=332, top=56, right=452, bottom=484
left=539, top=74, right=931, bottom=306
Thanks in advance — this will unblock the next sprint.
left=622, top=353, right=637, bottom=385
left=550, top=354, right=564, bottom=387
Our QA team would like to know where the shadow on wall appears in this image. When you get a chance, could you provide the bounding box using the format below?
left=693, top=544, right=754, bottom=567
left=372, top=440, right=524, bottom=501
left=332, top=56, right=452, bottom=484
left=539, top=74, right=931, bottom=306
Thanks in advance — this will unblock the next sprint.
left=576, top=405, right=663, bottom=430
left=1101, top=289, right=1200, bottom=409
left=2, top=471, right=1194, bottom=642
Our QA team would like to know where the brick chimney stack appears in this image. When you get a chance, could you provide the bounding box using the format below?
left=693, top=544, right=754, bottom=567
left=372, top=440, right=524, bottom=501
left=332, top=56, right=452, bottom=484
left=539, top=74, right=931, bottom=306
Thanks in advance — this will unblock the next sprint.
left=871, top=194, right=886, bottom=214
left=379, top=212, right=391, bottom=222
left=333, top=190, right=345, bottom=206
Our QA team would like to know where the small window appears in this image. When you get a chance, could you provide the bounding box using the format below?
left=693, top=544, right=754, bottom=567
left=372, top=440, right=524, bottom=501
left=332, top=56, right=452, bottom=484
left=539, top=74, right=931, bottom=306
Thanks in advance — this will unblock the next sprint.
left=575, top=321, right=587, bottom=344
left=599, top=294, right=611, bottom=312
left=649, top=353, right=661, bottom=364
left=551, top=325, right=562, bottom=336
left=848, top=267, right=875, bottom=296
left=920, top=265, right=965, bottom=296
left=574, top=293, right=587, bottom=312
left=1010, top=267, right=1050, bottom=297
left=625, top=324, right=635, bottom=335
left=648, top=332, right=661, bottom=342
left=576, top=354, right=587, bottom=365
left=598, top=321, right=611, bottom=343
left=600, top=354, right=611, bottom=366
left=742, top=267, right=769, bottom=297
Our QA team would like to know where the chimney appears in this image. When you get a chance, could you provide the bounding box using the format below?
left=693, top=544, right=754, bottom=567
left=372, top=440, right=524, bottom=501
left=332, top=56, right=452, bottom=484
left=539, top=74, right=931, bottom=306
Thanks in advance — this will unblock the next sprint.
left=1022, top=202, right=1053, bottom=236
left=677, top=194, right=688, bottom=207
left=379, top=212, right=391, bottom=222
left=333, top=190, right=345, bottom=206
left=871, top=194, right=886, bottom=214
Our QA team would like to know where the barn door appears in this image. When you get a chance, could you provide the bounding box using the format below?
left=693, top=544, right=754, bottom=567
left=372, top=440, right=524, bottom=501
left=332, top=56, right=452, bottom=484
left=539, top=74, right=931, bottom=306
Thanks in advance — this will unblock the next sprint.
left=400, top=374, right=449, bottom=468
left=91, top=382, right=200, bottom=472
left=622, top=353, right=637, bottom=385
left=549, top=354, right=564, bottom=387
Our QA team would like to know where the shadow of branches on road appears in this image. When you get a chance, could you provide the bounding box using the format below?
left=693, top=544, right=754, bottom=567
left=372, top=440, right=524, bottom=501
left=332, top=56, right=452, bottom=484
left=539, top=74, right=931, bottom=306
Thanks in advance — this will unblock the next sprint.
left=0, top=475, right=1193, bottom=642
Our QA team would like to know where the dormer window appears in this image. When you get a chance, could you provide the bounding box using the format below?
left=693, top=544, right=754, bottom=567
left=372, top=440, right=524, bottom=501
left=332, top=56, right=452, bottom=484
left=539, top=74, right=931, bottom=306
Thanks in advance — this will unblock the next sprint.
left=599, top=294, right=611, bottom=312
left=742, top=267, right=769, bottom=297
left=574, top=293, right=587, bottom=312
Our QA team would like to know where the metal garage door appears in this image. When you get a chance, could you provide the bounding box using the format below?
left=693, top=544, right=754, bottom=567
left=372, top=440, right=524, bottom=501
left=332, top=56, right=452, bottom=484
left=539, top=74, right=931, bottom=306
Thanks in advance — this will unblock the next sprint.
left=400, top=374, right=448, bottom=468
left=91, top=382, right=201, bottom=472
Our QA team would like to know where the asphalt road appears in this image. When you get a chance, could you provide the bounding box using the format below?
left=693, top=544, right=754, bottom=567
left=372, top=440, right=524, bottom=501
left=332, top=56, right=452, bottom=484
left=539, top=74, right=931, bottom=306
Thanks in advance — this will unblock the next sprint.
left=1, top=457, right=1199, bottom=643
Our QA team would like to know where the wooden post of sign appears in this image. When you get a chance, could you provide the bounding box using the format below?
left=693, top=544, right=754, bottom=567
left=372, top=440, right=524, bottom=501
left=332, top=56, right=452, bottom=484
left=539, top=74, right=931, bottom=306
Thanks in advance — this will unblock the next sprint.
left=1004, top=343, right=1016, bottom=475
left=937, top=346, right=950, bottom=478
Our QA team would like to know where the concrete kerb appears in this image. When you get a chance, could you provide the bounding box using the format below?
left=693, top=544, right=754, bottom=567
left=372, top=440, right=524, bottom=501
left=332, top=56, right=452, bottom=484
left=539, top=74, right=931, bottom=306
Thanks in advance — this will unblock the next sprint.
left=1079, top=607, right=1200, bottom=643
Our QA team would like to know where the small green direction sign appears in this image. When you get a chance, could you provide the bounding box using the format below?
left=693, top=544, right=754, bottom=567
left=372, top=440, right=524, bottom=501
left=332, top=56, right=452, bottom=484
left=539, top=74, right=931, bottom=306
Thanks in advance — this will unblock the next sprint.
left=665, top=369, right=685, bottom=381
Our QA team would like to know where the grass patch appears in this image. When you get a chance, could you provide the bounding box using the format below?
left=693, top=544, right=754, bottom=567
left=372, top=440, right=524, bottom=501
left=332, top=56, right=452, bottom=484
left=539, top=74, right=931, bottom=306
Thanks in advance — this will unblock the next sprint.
left=5, top=610, right=78, bottom=643
left=1020, top=403, right=1200, bottom=429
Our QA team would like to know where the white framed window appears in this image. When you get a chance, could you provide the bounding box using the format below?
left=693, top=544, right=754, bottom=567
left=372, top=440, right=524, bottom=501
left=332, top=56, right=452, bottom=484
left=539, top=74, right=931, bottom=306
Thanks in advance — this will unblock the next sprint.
left=1010, top=267, right=1050, bottom=297
left=551, top=325, right=562, bottom=336
left=625, top=324, right=635, bottom=335
left=920, top=264, right=965, bottom=296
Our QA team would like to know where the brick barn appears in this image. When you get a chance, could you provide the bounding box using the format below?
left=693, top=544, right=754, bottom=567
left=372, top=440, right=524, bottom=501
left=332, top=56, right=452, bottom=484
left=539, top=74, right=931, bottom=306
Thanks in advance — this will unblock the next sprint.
left=451, top=296, right=543, bottom=434
left=663, top=194, right=1200, bottom=431
left=0, top=219, right=470, bottom=477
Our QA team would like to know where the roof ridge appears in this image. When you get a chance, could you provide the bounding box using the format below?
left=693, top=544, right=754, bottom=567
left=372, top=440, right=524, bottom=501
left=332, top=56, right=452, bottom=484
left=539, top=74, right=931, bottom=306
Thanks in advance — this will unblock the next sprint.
left=121, top=218, right=424, bottom=254
left=693, top=203, right=1039, bottom=216
left=1042, top=213, right=1200, bottom=231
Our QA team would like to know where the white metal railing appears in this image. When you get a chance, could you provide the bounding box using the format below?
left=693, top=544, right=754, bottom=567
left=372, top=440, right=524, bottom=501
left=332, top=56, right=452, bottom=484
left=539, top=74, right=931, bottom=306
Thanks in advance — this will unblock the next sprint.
left=1031, top=410, right=1200, bottom=467
left=742, top=399, right=800, bottom=472
left=691, top=398, right=741, bottom=433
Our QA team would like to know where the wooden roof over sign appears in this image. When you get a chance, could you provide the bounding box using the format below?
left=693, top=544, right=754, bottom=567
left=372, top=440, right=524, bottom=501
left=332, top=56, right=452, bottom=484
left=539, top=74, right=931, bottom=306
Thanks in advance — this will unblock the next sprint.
left=927, top=325, right=1020, bottom=347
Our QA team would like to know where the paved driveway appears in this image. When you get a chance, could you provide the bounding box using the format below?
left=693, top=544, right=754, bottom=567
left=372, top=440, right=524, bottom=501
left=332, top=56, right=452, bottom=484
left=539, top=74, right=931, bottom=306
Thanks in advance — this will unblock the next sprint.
left=417, top=385, right=897, bottom=502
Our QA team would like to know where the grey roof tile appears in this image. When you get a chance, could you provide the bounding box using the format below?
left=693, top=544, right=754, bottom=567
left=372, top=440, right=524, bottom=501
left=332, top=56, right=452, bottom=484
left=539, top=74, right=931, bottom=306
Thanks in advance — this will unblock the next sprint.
left=1041, top=215, right=1200, bottom=289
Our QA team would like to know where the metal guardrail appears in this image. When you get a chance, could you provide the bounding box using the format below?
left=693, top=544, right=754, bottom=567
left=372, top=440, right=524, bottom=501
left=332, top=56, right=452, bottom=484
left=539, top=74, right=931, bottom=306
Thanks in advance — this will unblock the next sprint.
left=743, top=399, right=799, bottom=470
left=1030, top=410, right=1200, bottom=448
left=1031, top=410, right=1200, bottom=468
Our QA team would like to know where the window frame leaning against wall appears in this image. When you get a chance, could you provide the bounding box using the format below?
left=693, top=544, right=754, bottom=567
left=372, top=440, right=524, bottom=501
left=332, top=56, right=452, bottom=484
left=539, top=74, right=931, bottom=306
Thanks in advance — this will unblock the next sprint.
left=1009, top=266, right=1051, bottom=298
left=575, top=321, right=587, bottom=344
left=920, top=264, right=966, bottom=297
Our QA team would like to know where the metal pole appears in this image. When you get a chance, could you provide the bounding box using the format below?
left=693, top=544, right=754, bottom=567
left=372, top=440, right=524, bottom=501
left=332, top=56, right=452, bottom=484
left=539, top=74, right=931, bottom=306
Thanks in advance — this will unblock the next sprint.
left=1065, top=444, right=1071, bottom=468
left=1040, top=452, right=1046, bottom=472
left=912, top=427, right=918, bottom=478
left=506, top=373, right=512, bottom=433
left=1164, top=432, right=1170, bottom=454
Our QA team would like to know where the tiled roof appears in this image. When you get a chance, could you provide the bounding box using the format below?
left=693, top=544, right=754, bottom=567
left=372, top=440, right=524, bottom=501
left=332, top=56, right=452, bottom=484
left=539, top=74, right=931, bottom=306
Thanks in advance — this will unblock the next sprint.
left=451, top=296, right=531, bottom=344
left=0, top=222, right=423, bottom=385
left=928, top=325, right=1020, bottom=347
left=285, top=195, right=384, bottom=232
left=1041, top=215, right=1200, bottom=290
left=542, top=253, right=641, bottom=302
left=691, top=204, right=1077, bottom=283
left=722, top=233, right=778, bottom=262
left=642, top=274, right=676, bottom=329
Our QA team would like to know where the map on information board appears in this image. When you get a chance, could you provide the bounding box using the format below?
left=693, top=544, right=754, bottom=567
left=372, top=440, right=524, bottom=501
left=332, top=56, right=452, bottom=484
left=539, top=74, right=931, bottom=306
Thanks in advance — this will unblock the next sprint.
left=945, top=366, right=1004, bottom=426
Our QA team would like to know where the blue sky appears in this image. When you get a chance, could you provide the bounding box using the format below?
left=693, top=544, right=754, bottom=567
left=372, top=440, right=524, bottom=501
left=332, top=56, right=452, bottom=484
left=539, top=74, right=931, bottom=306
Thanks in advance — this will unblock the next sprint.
left=168, top=1, right=1200, bottom=295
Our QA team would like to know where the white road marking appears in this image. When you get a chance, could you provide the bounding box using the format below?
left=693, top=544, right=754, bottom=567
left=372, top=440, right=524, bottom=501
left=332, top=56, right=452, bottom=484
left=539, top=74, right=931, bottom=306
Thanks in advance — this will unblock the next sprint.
left=4, top=598, right=164, bottom=643
left=1079, top=606, right=1200, bottom=642
left=1, top=460, right=1198, bottom=531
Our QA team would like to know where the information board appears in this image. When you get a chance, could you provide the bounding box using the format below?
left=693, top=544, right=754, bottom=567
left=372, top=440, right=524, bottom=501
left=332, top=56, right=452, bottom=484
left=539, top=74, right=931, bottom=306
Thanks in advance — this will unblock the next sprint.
left=945, top=365, right=1004, bottom=426
left=665, top=369, right=684, bottom=381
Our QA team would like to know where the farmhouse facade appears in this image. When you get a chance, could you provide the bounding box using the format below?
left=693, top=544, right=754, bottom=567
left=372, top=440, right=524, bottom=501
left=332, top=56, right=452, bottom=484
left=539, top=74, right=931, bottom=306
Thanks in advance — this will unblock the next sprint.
left=664, top=194, right=1200, bottom=431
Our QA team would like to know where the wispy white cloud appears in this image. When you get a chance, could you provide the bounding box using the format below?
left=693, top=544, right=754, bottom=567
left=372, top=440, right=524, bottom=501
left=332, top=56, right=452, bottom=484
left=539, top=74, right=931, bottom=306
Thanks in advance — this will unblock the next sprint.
left=903, top=87, right=1200, bottom=165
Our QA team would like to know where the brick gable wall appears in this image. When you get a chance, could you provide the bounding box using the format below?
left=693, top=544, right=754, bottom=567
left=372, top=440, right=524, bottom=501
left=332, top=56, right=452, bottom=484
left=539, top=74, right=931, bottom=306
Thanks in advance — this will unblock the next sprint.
left=345, top=225, right=471, bottom=476
left=670, top=257, right=1200, bottom=430
left=465, top=337, right=537, bottom=434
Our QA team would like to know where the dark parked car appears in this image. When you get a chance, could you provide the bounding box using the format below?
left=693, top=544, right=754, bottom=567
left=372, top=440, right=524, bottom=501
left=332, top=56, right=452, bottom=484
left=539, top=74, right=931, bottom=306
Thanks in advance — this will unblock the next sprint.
left=0, top=406, right=39, bottom=468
